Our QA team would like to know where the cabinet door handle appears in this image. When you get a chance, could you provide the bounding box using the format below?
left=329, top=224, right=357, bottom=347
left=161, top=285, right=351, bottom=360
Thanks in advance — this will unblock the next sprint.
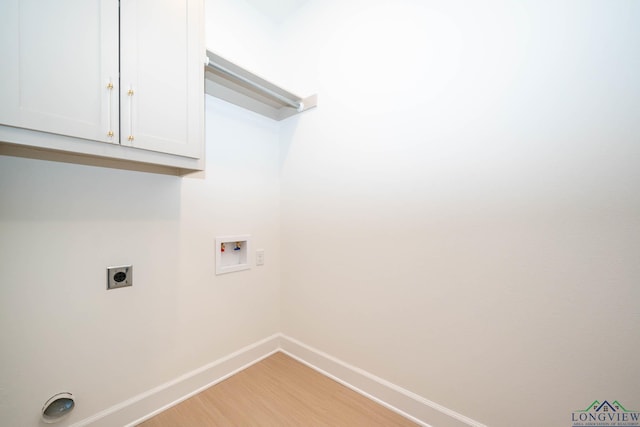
left=127, top=86, right=134, bottom=142
left=106, top=80, right=114, bottom=139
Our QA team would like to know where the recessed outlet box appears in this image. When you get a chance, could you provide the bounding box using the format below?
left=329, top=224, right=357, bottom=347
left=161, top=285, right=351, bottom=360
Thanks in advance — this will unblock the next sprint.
left=216, top=235, right=251, bottom=275
left=107, top=265, right=133, bottom=290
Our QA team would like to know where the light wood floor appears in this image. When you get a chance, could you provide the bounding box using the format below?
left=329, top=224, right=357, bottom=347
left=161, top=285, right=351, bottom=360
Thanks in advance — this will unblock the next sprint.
left=138, top=352, right=418, bottom=426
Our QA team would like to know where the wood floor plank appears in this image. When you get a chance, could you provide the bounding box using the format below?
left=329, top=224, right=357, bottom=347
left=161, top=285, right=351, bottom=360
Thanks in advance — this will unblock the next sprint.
left=138, top=352, right=418, bottom=426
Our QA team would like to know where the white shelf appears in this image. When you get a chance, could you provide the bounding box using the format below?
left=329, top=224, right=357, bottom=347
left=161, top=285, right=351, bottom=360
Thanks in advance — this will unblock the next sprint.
left=205, top=50, right=317, bottom=121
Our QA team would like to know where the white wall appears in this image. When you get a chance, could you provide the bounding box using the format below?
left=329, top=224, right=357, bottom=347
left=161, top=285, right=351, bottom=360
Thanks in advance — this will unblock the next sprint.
left=2, top=1, right=639, bottom=426
left=0, top=1, right=282, bottom=423
left=277, top=1, right=640, bottom=426
left=0, top=96, right=281, bottom=426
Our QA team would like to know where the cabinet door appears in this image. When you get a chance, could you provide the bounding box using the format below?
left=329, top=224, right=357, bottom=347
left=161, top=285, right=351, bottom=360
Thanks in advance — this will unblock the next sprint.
left=120, top=0, right=204, bottom=159
left=0, top=0, right=119, bottom=143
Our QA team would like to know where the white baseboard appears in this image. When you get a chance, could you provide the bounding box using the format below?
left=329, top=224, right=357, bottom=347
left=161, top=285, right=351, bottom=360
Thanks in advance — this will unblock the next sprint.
left=72, top=333, right=484, bottom=427
left=279, top=334, right=486, bottom=427
left=71, top=334, right=281, bottom=427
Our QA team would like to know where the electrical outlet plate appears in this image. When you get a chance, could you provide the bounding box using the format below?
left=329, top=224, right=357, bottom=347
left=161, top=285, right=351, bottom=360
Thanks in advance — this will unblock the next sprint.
left=107, top=265, right=133, bottom=290
left=256, top=249, right=265, bottom=266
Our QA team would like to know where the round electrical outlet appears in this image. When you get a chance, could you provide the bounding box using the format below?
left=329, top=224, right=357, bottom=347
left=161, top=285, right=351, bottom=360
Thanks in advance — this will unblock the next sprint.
left=107, top=265, right=133, bottom=290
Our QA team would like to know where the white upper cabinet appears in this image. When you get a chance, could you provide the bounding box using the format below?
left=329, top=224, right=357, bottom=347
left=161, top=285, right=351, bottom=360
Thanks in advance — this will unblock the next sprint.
left=0, top=0, right=204, bottom=174
left=120, top=0, right=203, bottom=158
left=0, top=0, right=120, bottom=143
